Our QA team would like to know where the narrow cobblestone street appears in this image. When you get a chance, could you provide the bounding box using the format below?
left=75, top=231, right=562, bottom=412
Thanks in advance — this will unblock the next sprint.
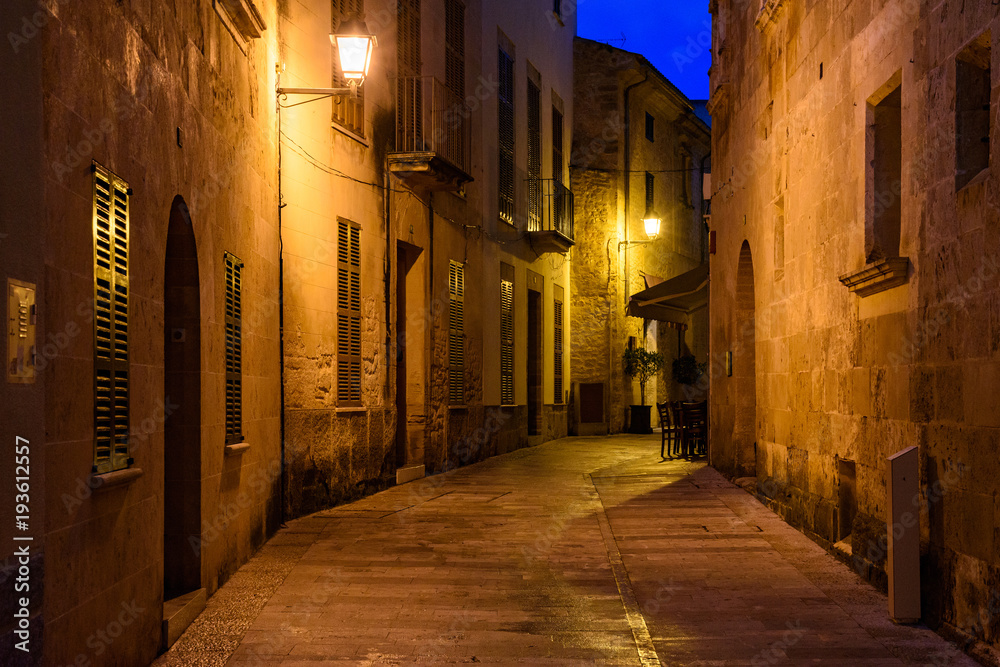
left=155, top=436, right=977, bottom=666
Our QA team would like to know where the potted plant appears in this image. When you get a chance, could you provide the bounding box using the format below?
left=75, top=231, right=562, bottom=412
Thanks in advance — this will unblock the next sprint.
left=623, top=346, right=664, bottom=434
left=672, top=354, right=707, bottom=386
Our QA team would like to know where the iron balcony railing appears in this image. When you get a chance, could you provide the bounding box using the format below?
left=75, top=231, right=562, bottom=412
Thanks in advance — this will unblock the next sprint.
left=393, top=76, right=471, bottom=174
left=526, top=178, right=574, bottom=241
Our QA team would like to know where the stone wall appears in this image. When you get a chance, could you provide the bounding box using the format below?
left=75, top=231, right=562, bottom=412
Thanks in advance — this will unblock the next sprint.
left=0, top=0, right=285, bottom=663
left=571, top=38, right=710, bottom=434
left=709, top=0, right=1000, bottom=652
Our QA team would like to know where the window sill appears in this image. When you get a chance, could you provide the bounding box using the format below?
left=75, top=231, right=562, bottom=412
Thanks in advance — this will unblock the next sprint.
left=839, top=257, right=910, bottom=297
left=551, top=12, right=565, bottom=27
left=331, top=122, right=369, bottom=147
left=448, top=405, right=468, bottom=411
left=224, top=442, right=250, bottom=457
left=91, top=467, right=144, bottom=490
left=336, top=406, right=366, bottom=414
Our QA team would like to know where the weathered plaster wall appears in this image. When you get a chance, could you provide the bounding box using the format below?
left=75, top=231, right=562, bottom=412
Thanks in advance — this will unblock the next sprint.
left=709, top=0, right=1000, bottom=651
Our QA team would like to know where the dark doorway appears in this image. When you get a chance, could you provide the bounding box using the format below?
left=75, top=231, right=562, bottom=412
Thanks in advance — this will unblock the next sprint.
left=734, top=240, right=757, bottom=477
left=527, top=288, right=542, bottom=436
left=396, top=248, right=408, bottom=467
left=163, top=197, right=201, bottom=597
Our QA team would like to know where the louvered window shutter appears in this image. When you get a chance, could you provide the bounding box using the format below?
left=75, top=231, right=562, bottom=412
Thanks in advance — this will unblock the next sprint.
left=500, top=277, right=514, bottom=405
left=92, top=164, right=131, bottom=473
left=397, top=0, right=422, bottom=151
left=527, top=79, right=542, bottom=231
left=498, top=46, right=515, bottom=226
left=445, top=0, right=465, bottom=99
left=224, top=253, right=244, bottom=444
left=552, top=107, right=564, bottom=184
left=553, top=299, right=563, bottom=403
left=448, top=261, right=465, bottom=405
left=337, top=219, right=363, bottom=405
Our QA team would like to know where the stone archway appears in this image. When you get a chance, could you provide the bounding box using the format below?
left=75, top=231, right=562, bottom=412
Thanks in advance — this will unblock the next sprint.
left=734, top=241, right=757, bottom=478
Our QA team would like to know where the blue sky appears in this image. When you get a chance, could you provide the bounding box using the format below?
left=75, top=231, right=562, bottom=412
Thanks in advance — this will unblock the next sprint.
left=576, top=0, right=712, bottom=100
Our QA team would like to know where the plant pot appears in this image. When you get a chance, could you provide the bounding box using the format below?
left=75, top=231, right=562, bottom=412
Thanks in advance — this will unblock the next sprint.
left=628, top=405, right=652, bottom=434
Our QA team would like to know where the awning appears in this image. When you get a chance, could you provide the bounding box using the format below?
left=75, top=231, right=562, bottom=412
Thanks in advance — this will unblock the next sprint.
left=627, top=263, right=709, bottom=326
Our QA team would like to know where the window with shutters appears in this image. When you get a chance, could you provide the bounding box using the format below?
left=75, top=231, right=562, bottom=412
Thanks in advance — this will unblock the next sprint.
left=527, top=77, right=542, bottom=231
left=337, top=219, right=363, bottom=405
left=332, top=0, right=366, bottom=135
left=552, top=106, right=564, bottom=184
left=645, top=172, right=655, bottom=212
left=448, top=261, right=465, bottom=405
left=397, top=0, right=422, bottom=151
left=92, top=163, right=131, bottom=473
left=553, top=297, right=563, bottom=404
left=224, top=253, right=244, bottom=444
left=500, top=265, right=514, bottom=406
left=498, top=41, right=515, bottom=226
left=445, top=0, right=465, bottom=99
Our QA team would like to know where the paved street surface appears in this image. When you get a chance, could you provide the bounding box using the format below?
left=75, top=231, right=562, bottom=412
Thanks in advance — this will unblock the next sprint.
left=155, top=435, right=978, bottom=666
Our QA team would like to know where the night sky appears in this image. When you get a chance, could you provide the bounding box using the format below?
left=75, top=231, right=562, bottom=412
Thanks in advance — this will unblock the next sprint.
left=576, top=0, right=712, bottom=101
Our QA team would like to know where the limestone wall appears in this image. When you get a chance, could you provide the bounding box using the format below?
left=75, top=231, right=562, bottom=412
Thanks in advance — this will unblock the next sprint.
left=710, top=0, right=1000, bottom=649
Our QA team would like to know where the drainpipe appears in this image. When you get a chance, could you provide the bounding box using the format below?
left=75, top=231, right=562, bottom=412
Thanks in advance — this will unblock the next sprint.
left=622, top=71, right=649, bottom=308
left=276, top=86, right=287, bottom=526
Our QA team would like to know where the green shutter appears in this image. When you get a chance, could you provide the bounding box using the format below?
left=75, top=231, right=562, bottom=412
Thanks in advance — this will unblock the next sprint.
left=337, top=219, right=363, bottom=405
left=449, top=261, right=465, bottom=405
left=92, top=164, right=130, bottom=473
left=500, top=277, right=514, bottom=405
left=225, top=252, right=243, bottom=444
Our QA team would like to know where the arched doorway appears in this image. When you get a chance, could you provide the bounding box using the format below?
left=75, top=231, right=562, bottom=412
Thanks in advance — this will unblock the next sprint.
left=734, top=241, right=757, bottom=477
left=163, top=197, right=202, bottom=597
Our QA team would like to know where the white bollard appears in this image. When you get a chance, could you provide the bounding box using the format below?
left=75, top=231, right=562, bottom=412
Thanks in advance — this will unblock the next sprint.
left=887, top=445, right=921, bottom=623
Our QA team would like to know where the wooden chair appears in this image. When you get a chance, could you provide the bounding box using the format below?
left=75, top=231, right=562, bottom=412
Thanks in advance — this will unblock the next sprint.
left=657, top=402, right=682, bottom=458
left=679, top=401, right=708, bottom=456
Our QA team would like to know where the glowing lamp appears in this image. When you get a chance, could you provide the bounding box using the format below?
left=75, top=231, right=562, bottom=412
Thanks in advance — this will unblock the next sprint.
left=331, top=15, right=378, bottom=83
left=643, top=209, right=661, bottom=240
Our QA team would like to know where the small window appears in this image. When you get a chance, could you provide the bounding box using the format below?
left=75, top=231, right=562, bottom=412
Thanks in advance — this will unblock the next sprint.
left=645, top=112, right=655, bottom=142
left=500, top=263, right=515, bottom=405
left=337, top=219, right=362, bottom=405
left=224, top=252, right=244, bottom=444
left=92, top=163, right=131, bottom=473
left=449, top=261, right=465, bottom=404
left=553, top=0, right=561, bottom=17
left=956, top=31, right=991, bottom=190
left=866, top=78, right=902, bottom=262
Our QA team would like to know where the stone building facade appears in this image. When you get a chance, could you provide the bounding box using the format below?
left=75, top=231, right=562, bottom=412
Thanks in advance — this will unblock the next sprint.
left=279, top=0, right=576, bottom=518
left=709, top=0, right=1000, bottom=653
left=0, top=0, right=574, bottom=662
left=1, top=0, right=283, bottom=664
left=571, top=38, right=710, bottom=435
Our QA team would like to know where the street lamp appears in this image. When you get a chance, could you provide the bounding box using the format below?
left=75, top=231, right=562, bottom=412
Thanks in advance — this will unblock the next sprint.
left=276, top=14, right=378, bottom=98
left=332, top=15, right=378, bottom=84
left=642, top=208, right=662, bottom=240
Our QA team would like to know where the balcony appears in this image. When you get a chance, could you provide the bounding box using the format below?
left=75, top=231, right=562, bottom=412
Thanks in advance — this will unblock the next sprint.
left=389, top=76, right=472, bottom=192
left=525, top=178, right=574, bottom=254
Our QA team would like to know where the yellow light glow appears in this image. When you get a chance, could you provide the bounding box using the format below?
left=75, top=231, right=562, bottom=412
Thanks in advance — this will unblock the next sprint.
left=643, top=215, right=661, bottom=239
left=331, top=16, right=377, bottom=82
